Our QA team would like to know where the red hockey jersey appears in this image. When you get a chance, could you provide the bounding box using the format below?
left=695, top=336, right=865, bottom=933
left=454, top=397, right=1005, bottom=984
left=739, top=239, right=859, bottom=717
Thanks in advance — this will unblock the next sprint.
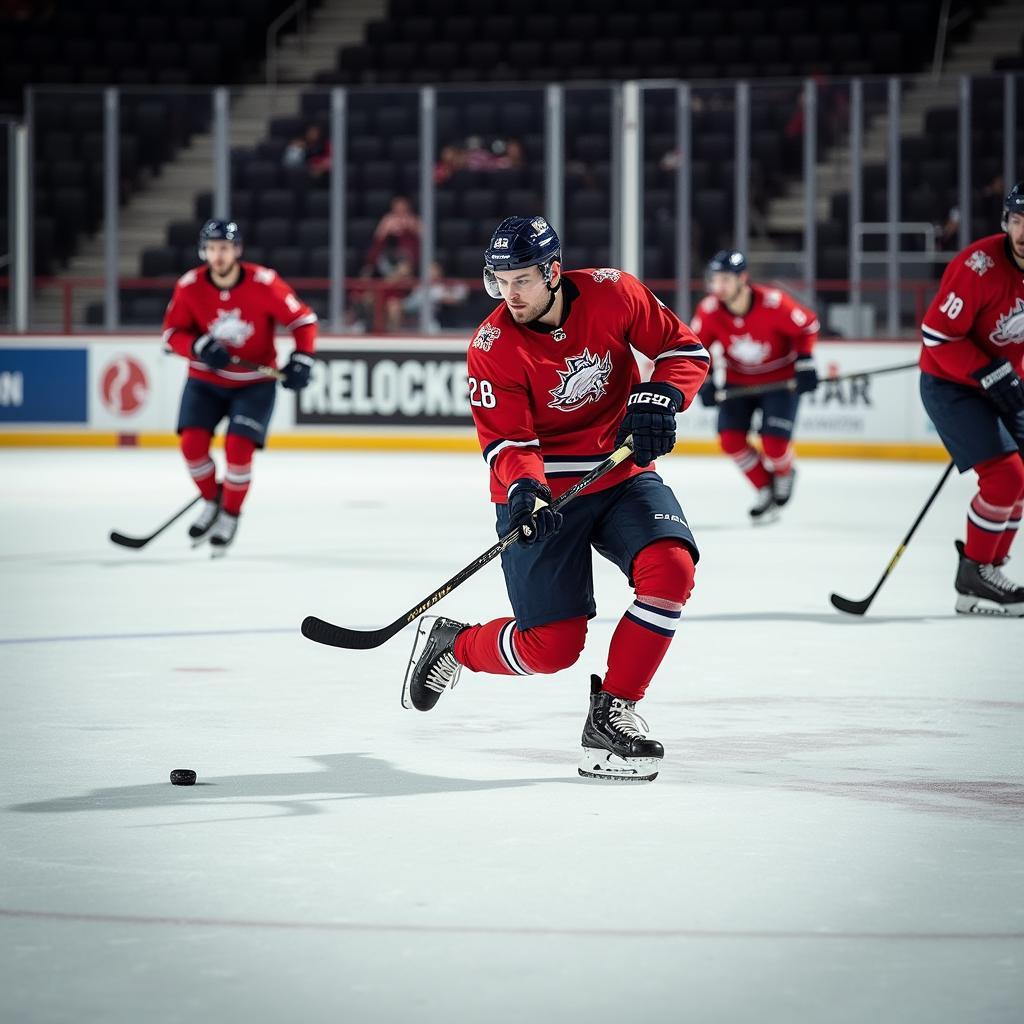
left=467, top=268, right=710, bottom=503
left=163, top=262, right=318, bottom=388
left=920, top=233, right=1024, bottom=386
left=689, top=283, right=819, bottom=386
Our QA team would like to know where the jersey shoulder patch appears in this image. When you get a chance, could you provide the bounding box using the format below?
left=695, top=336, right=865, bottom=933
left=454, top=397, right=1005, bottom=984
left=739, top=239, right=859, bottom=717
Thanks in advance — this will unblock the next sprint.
left=252, top=265, right=277, bottom=285
left=177, top=269, right=199, bottom=287
left=590, top=267, right=622, bottom=283
left=763, top=288, right=782, bottom=308
left=699, top=295, right=719, bottom=313
left=964, top=249, right=995, bottom=276
left=472, top=322, right=501, bottom=351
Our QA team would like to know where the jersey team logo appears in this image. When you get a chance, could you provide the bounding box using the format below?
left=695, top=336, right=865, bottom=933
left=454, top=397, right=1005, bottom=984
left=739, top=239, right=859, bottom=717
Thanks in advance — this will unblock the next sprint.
left=472, top=324, right=501, bottom=351
left=591, top=268, right=621, bottom=283
left=547, top=348, right=613, bottom=412
left=989, top=298, right=1024, bottom=346
left=966, top=250, right=995, bottom=276
left=728, top=333, right=773, bottom=365
left=207, top=308, right=255, bottom=347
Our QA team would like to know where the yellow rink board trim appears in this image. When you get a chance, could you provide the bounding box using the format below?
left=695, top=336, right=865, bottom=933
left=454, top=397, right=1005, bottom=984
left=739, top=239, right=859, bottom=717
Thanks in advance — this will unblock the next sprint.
left=0, top=431, right=950, bottom=462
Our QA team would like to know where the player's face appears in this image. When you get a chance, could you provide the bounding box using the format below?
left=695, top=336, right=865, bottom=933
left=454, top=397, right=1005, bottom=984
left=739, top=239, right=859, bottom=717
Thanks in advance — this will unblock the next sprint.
left=708, top=270, right=745, bottom=305
left=204, top=240, right=240, bottom=277
left=1006, top=213, right=1024, bottom=260
left=492, top=265, right=555, bottom=322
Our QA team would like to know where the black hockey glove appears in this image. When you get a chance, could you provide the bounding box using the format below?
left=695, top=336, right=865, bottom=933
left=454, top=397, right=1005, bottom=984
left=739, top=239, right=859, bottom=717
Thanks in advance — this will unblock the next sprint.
left=192, top=333, right=231, bottom=370
left=698, top=378, right=719, bottom=408
left=615, top=382, right=682, bottom=467
left=972, top=359, right=1024, bottom=415
left=282, top=352, right=315, bottom=391
left=795, top=356, right=819, bottom=394
left=507, top=477, right=563, bottom=545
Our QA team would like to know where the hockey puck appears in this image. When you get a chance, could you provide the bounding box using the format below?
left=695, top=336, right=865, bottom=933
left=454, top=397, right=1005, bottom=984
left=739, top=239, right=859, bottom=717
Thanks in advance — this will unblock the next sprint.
left=169, top=769, right=197, bottom=786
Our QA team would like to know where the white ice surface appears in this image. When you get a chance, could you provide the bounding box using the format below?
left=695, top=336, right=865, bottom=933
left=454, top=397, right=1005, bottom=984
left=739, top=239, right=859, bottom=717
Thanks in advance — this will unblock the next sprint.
left=1, top=449, right=1022, bottom=1024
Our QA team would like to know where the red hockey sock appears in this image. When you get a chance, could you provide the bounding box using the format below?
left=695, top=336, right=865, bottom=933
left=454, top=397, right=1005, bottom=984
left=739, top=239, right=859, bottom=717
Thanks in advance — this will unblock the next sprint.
left=965, top=453, right=1024, bottom=564
left=603, top=539, right=696, bottom=702
left=761, top=434, right=794, bottom=476
left=222, top=434, right=256, bottom=515
left=180, top=428, right=217, bottom=500
left=720, top=429, right=771, bottom=489
left=994, top=498, right=1024, bottom=565
left=454, top=616, right=588, bottom=676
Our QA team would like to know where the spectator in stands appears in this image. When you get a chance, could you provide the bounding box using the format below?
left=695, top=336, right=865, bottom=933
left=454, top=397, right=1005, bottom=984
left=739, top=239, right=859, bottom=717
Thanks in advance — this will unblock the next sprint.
left=281, top=124, right=332, bottom=182
left=436, top=137, right=525, bottom=183
left=402, top=261, right=470, bottom=330
left=363, top=196, right=421, bottom=275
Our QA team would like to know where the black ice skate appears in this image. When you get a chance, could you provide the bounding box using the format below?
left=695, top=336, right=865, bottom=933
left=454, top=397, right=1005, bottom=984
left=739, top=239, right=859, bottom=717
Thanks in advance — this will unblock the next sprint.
left=954, top=540, right=1024, bottom=616
left=749, top=484, right=779, bottom=525
left=579, top=675, right=664, bottom=782
left=189, top=497, right=221, bottom=545
left=208, top=510, right=239, bottom=557
left=772, top=468, right=796, bottom=508
left=402, top=615, right=467, bottom=711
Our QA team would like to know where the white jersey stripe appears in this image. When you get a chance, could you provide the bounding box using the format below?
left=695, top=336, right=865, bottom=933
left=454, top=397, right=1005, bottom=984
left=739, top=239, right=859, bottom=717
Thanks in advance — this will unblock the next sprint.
left=485, top=438, right=540, bottom=468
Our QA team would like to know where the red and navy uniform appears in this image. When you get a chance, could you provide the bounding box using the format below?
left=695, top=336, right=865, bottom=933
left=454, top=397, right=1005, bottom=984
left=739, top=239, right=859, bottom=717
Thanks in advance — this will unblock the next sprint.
left=689, top=283, right=819, bottom=388
left=162, top=262, right=318, bottom=516
left=452, top=268, right=709, bottom=704
left=163, top=261, right=317, bottom=387
left=690, top=283, right=819, bottom=489
left=919, top=234, right=1024, bottom=564
left=468, top=268, right=709, bottom=503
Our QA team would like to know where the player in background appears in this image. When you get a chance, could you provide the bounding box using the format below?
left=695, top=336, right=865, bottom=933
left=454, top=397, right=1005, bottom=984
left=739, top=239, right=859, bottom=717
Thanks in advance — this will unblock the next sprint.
left=401, top=217, right=710, bottom=782
left=163, top=220, right=318, bottom=554
left=919, top=182, right=1024, bottom=615
left=690, top=251, right=820, bottom=524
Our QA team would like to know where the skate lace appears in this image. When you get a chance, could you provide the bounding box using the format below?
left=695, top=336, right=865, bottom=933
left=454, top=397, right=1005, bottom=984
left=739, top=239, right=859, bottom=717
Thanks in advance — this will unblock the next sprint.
left=608, top=699, right=649, bottom=739
left=425, top=651, right=461, bottom=693
left=979, top=562, right=1018, bottom=594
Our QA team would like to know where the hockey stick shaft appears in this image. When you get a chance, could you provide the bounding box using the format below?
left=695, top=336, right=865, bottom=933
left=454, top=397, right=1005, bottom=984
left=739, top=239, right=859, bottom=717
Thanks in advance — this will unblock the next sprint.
left=230, top=356, right=286, bottom=382
left=713, top=361, right=918, bottom=403
left=110, top=494, right=203, bottom=549
left=829, top=459, right=955, bottom=615
left=301, top=438, right=636, bottom=650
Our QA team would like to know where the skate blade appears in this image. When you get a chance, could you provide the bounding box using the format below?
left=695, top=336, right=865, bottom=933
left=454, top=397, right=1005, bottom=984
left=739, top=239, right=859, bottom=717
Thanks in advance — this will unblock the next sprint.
left=209, top=544, right=231, bottom=559
left=578, top=747, right=660, bottom=783
left=751, top=508, right=780, bottom=526
left=190, top=532, right=212, bottom=548
left=955, top=594, right=1024, bottom=617
left=401, top=616, right=435, bottom=710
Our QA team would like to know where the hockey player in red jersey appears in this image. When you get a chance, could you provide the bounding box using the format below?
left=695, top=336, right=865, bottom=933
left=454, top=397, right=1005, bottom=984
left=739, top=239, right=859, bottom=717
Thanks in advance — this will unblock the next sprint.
left=402, top=216, right=709, bottom=782
left=919, top=182, right=1024, bottom=615
left=690, top=250, right=820, bottom=523
left=163, top=220, right=318, bottom=554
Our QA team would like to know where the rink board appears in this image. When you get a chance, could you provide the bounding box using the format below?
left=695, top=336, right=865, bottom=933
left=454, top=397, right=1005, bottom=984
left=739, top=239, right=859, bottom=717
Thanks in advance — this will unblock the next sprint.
left=0, top=334, right=946, bottom=460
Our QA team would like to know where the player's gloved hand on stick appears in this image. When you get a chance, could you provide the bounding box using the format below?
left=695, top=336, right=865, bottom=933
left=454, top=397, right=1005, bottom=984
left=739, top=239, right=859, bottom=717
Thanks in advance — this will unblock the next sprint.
left=615, top=382, right=682, bottom=467
left=698, top=378, right=718, bottom=408
left=972, top=359, right=1024, bottom=415
left=282, top=352, right=316, bottom=391
left=192, top=333, right=231, bottom=370
left=507, top=477, right=563, bottom=545
left=795, top=357, right=819, bottom=394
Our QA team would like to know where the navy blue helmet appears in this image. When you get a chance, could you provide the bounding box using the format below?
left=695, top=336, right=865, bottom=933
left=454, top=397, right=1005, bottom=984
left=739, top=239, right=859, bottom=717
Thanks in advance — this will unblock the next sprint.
left=1002, top=181, right=1024, bottom=229
left=706, top=249, right=747, bottom=276
left=483, top=216, right=561, bottom=298
left=198, top=219, right=242, bottom=259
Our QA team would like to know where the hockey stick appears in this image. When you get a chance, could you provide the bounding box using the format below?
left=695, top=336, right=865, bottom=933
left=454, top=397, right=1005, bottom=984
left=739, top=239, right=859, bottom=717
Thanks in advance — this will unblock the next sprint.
left=830, top=459, right=955, bottom=615
left=230, top=356, right=286, bottom=382
left=110, top=494, right=203, bottom=549
left=712, top=361, right=918, bottom=404
left=302, top=438, right=637, bottom=650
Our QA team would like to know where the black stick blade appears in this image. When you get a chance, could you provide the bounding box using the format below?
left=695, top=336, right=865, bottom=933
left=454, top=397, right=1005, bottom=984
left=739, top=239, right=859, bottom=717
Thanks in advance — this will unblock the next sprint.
left=301, top=615, right=404, bottom=650
left=109, top=531, right=150, bottom=549
left=829, top=593, right=870, bottom=616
